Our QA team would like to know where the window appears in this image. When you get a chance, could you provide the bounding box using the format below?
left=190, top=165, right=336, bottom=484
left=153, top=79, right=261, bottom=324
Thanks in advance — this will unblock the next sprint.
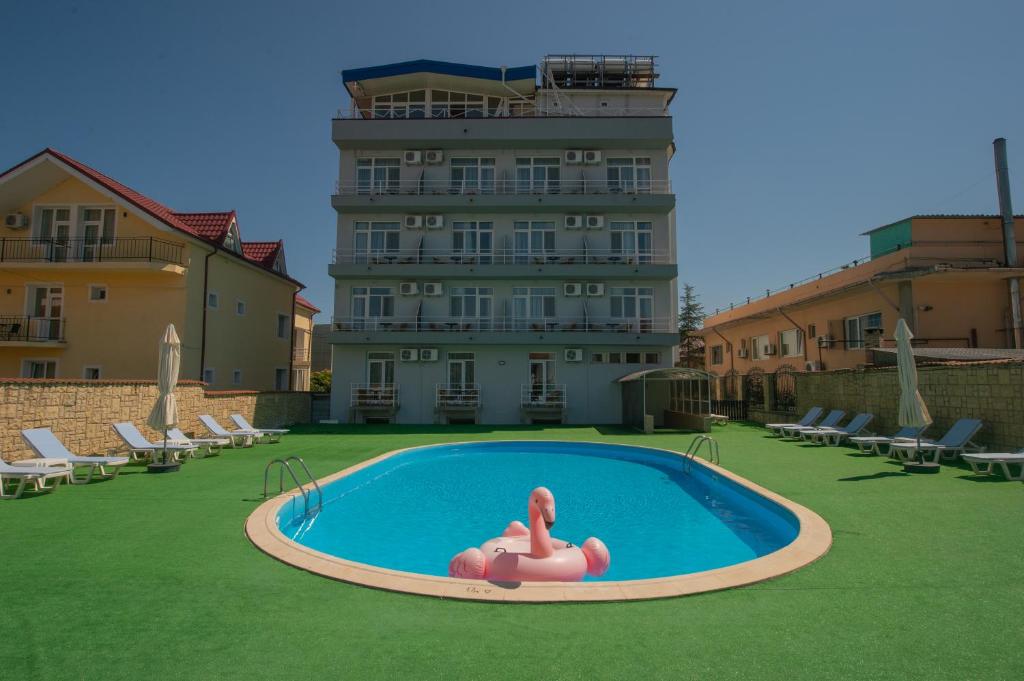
left=79, top=207, right=116, bottom=260
left=353, top=221, right=401, bottom=262
left=372, top=90, right=426, bottom=119
left=232, top=369, right=242, bottom=386
left=430, top=89, right=487, bottom=118
left=371, top=89, right=503, bottom=119
left=449, top=288, right=492, bottom=328
left=607, top=157, right=652, bottom=193
left=845, top=312, right=883, bottom=349
left=88, top=285, right=108, bottom=302
left=527, top=352, right=556, bottom=400
left=644, top=352, right=661, bottom=364
left=236, top=300, right=247, bottom=316
left=276, top=314, right=289, bottom=339
left=35, top=207, right=72, bottom=241
left=450, top=158, right=495, bottom=194
left=513, top=221, right=556, bottom=263
left=26, top=285, right=63, bottom=341
left=83, top=366, right=101, bottom=380
left=352, top=287, right=394, bottom=320
left=22, top=360, right=56, bottom=379
left=607, top=352, right=622, bottom=364
left=780, top=328, right=803, bottom=357
left=711, top=345, right=724, bottom=365
left=207, top=292, right=219, bottom=309
left=512, top=287, right=556, bottom=328
left=451, top=222, right=493, bottom=263
left=275, top=368, right=288, bottom=391
left=515, top=157, right=560, bottom=193
left=625, top=352, right=641, bottom=364
left=366, top=352, right=395, bottom=385
left=610, top=287, right=654, bottom=329
left=203, top=368, right=215, bottom=384
left=751, top=334, right=770, bottom=360
left=609, top=221, right=653, bottom=263
left=447, top=352, right=475, bottom=387
left=356, top=158, right=401, bottom=194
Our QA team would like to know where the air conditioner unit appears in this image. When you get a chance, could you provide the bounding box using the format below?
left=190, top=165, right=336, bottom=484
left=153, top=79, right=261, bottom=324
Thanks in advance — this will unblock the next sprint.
left=585, top=283, right=604, bottom=296
left=765, top=344, right=778, bottom=356
left=420, top=348, right=439, bottom=362
left=425, top=214, right=444, bottom=229
left=817, top=335, right=833, bottom=348
left=586, top=215, right=605, bottom=229
left=404, top=215, right=423, bottom=229
left=403, top=150, right=422, bottom=165
left=423, top=282, right=443, bottom=296
left=805, top=360, right=823, bottom=372
left=737, top=348, right=749, bottom=359
left=399, top=282, right=419, bottom=296
left=565, top=149, right=584, bottom=164
left=564, top=283, right=583, bottom=297
left=400, top=348, right=419, bottom=362
left=424, top=150, right=444, bottom=164
left=591, top=352, right=608, bottom=363
left=583, top=150, right=602, bottom=164
left=564, top=348, right=584, bottom=362
left=565, top=215, right=584, bottom=230
left=4, top=213, right=29, bottom=229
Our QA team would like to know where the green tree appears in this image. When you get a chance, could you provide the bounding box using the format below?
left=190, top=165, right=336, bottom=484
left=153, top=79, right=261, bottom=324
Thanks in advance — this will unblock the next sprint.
left=677, top=283, right=706, bottom=368
left=310, top=369, right=332, bottom=394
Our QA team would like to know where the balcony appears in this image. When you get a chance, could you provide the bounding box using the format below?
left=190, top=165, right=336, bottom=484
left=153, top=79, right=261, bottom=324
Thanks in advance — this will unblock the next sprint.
left=330, top=179, right=674, bottom=214
left=330, top=316, right=678, bottom=346
left=0, top=237, right=186, bottom=269
left=0, top=316, right=66, bottom=346
left=435, top=384, right=481, bottom=409
left=350, top=383, right=399, bottom=409
left=520, top=384, right=567, bottom=408
left=329, top=248, right=677, bottom=280
left=292, top=347, right=311, bottom=364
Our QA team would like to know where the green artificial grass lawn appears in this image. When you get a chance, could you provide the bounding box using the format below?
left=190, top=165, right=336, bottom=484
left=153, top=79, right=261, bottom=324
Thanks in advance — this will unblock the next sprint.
left=2, top=423, right=1022, bottom=680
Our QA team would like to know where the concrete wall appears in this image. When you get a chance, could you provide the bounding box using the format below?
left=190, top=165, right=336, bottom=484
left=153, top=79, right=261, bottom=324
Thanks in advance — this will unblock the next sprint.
left=794, top=362, right=1024, bottom=450
left=0, top=379, right=311, bottom=461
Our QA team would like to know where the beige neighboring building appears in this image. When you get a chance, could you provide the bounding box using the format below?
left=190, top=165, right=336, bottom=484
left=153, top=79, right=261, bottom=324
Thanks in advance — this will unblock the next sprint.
left=292, top=295, right=320, bottom=390
left=700, top=215, right=1024, bottom=375
left=0, top=148, right=310, bottom=390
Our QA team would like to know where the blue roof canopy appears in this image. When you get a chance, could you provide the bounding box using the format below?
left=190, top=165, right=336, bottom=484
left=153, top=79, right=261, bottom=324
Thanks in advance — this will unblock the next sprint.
left=342, top=60, right=536, bottom=86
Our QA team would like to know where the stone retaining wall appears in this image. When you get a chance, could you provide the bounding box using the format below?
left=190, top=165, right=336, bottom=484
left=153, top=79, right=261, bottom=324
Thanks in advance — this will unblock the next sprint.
left=1, top=379, right=311, bottom=461
left=795, top=362, right=1024, bottom=451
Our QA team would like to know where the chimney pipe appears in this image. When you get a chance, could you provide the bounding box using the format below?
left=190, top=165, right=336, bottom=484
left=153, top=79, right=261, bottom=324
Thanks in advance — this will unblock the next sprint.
left=994, top=137, right=1023, bottom=348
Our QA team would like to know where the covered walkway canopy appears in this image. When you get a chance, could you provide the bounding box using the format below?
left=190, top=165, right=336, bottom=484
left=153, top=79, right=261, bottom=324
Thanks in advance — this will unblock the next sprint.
left=617, top=367, right=715, bottom=432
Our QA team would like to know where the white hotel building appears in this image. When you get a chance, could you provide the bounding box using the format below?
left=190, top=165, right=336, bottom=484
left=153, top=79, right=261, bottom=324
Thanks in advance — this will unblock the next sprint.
left=329, top=56, right=679, bottom=424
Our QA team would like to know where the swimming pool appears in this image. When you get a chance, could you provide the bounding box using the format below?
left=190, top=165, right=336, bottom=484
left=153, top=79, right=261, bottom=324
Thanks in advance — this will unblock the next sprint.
left=248, top=441, right=831, bottom=601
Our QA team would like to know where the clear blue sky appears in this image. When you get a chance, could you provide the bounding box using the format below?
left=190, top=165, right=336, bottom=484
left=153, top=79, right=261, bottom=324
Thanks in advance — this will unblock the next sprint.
left=3, top=0, right=1023, bottom=317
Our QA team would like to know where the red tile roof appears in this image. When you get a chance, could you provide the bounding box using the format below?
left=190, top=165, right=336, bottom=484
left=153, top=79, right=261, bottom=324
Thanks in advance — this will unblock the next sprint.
left=173, top=211, right=236, bottom=243
left=295, top=294, right=321, bottom=313
left=241, top=240, right=282, bottom=268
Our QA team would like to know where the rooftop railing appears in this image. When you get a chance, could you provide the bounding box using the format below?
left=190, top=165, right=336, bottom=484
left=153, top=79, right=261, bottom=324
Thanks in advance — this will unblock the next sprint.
left=332, top=248, right=672, bottom=266
left=520, top=384, right=567, bottom=408
left=334, top=105, right=669, bottom=120
left=0, top=237, right=185, bottom=266
left=0, top=316, right=65, bottom=343
left=331, top=315, right=675, bottom=334
left=333, top=179, right=671, bottom=197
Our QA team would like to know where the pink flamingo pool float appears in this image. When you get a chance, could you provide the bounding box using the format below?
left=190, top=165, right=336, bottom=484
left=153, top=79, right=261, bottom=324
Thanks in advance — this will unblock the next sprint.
left=448, top=487, right=610, bottom=582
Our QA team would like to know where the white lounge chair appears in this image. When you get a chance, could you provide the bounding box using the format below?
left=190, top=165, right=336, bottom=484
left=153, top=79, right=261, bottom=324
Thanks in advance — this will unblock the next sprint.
left=198, top=415, right=255, bottom=448
left=21, top=428, right=130, bottom=484
left=961, top=450, right=1024, bottom=480
left=802, top=413, right=875, bottom=446
left=888, top=419, right=985, bottom=464
left=167, top=428, right=228, bottom=457
left=0, top=460, right=70, bottom=499
left=849, top=426, right=931, bottom=456
left=113, top=422, right=198, bottom=462
left=765, top=407, right=823, bottom=436
left=230, top=414, right=288, bottom=443
left=781, top=410, right=845, bottom=439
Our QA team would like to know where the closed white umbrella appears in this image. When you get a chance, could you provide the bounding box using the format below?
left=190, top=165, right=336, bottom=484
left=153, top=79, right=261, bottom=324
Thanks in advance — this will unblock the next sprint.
left=147, top=324, right=181, bottom=466
left=895, top=318, right=932, bottom=458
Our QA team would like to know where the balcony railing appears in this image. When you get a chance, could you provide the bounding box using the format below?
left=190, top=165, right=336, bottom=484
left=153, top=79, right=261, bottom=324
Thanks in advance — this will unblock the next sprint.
left=0, top=237, right=185, bottom=266
left=350, top=383, right=399, bottom=408
left=333, top=179, right=671, bottom=197
left=0, top=316, right=65, bottom=343
left=292, top=347, right=311, bottom=362
left=521, top=384, right=567, bottom=408
left=335, top=104, right=670, bottom=120
left=332, top=248, right=672, bottom=266
left=332, top=316, right=674, bottom=334
left=435, top=384, right=481, bottom=409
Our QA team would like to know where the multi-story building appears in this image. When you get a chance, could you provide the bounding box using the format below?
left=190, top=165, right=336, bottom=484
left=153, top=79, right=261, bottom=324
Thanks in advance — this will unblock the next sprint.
left=292, top=295, right=320, bottom=390
left=0, top=148, right=310, bottom=390
left=328, top=56, right=679, bottom=424
left=700, top=215, right=1024, bottom=375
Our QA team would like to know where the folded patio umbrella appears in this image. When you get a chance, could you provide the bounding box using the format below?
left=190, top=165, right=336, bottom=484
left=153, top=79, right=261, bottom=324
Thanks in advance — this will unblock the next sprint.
left=895, top=318, right=932, bottom=456
left=147, top=323, right=181, bottom=464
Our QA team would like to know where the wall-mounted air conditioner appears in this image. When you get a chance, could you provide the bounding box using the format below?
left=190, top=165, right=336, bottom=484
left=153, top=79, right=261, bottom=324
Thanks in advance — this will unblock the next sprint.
left=565, top=215, right=584, bottom=230
left=737, top=348, right=749, bottom=358
left=563, top=283, right=582, bottom=297
left=817, top=335, right=833, bottom=348
left=583, top=150, right=602, bottom=164
left=425, top=214, right=444, bottom=229
left=424, top=150, right=444, bottom=164
left=565, top=150, right=584, bottom=164
left=400, top=348, right=419, bottom=362
left=4, top=213, right=29, bottom=229
left=586, top=215, right=604, bottom=229
left=420, top=348, right=439, bottom=362
left=404, top=215, right=423, bottom=229
left=399, top=282, right=419, bottom=296
left=564, top=348, right=584, bottom=362
left=585, top=283, right=604, bottom=297
left=423, top=282, right=443, bottom=296
left=805, top=360, right=823, bottom=372
left=403, top=150, right=422, bottom=165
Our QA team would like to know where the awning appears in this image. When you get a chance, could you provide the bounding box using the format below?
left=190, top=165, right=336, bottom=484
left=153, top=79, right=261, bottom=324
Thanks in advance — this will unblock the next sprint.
left=617, top=367, right=714, bottom=383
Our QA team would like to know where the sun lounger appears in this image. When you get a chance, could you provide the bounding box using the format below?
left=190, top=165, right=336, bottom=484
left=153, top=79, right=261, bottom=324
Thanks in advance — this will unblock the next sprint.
left=0, top=460, right=70, bottom=499
left=166, top=428, right=228, bottom=457
left=802, top=413, right=875, bottom=446
left=113, top=422, right=198, bottom=462
left=21, top=428, right=130, bottom=484
left=961, top=450, right=1024, bottom=480
left=198, top=415, right=255, bottom=448
left=849, top=426, right=930, bottom=455
left=781, top=410, right=845, bottom=439
left=765, top=407, right=823, bottom=436
left=230, top=414, right=288, bottom=443
left=888, top=419, right=985, bottom=464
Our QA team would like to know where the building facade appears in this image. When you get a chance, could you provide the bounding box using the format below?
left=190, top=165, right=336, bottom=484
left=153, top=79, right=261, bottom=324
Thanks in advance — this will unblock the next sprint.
left=329, top=56, right=679, bottom=424
left=292, top=295, right=320, bottom=390
left=700, top=215, right=1024, bottom=376
left=0, top=149, right=309, bottom=390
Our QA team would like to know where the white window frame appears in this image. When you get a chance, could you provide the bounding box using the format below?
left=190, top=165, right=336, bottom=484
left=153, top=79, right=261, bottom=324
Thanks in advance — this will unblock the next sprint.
left=609, top=221, right=653, bottom=262
left=513, top=221, right=556, bottom=262
left=366, top=352, right=395, bottom=386
left=451, top=221, right=493, bottom=263
left=82, top=365, right=102, bottom=379
left=351, top=287, right=395, bottom=321
left=88, top=284, right=108, bottom=303
left=606, top=157, right=652, bottom=193
left=751, top=334, right=770, bottom=360
left=78, top=206, right=117, bottom=244
left=449, top=287, right=493, bottom=327
left=207, top=291, right=220, bottom=309
left=222, top=222, right=242, bottom=254
left=371, top=89, right=427, bottom=119
left=512, top=287, right=556, bottom=328
left=710, top=345, right=724, bottom=365
left=515, top=157, right=561, bottom=193
left=780, top=328, right=803, bottom=357
left=21, top=358, right=57, bottom=379
left=609, top=287, right=654, bottom=323
left=353, top=221, right=401, bottom=262
left=356, top=158, right=401, bottom=194
left=845, top=312, right=883, bottom=350
left=449, top=158, right=495, bottom=194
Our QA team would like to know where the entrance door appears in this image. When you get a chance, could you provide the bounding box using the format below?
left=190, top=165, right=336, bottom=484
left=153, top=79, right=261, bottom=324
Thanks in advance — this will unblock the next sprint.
left=29, top=286, right=63, bottom=340
left=447, top=352, right=475, bottom=388
left=528, top=352, right=555, bottom=402
left=367, top=353, right=395, bottom=387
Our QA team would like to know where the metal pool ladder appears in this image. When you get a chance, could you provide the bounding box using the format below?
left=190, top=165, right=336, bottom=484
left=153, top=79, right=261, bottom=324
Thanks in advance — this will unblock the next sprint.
left=264, top=456, right=323, bottom=517
left=684, top=435, right=720, bottom=473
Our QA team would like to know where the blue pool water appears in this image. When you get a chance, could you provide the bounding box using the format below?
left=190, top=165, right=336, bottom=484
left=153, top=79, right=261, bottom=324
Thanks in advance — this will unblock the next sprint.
left=278, top=441, right=800, bottom=581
